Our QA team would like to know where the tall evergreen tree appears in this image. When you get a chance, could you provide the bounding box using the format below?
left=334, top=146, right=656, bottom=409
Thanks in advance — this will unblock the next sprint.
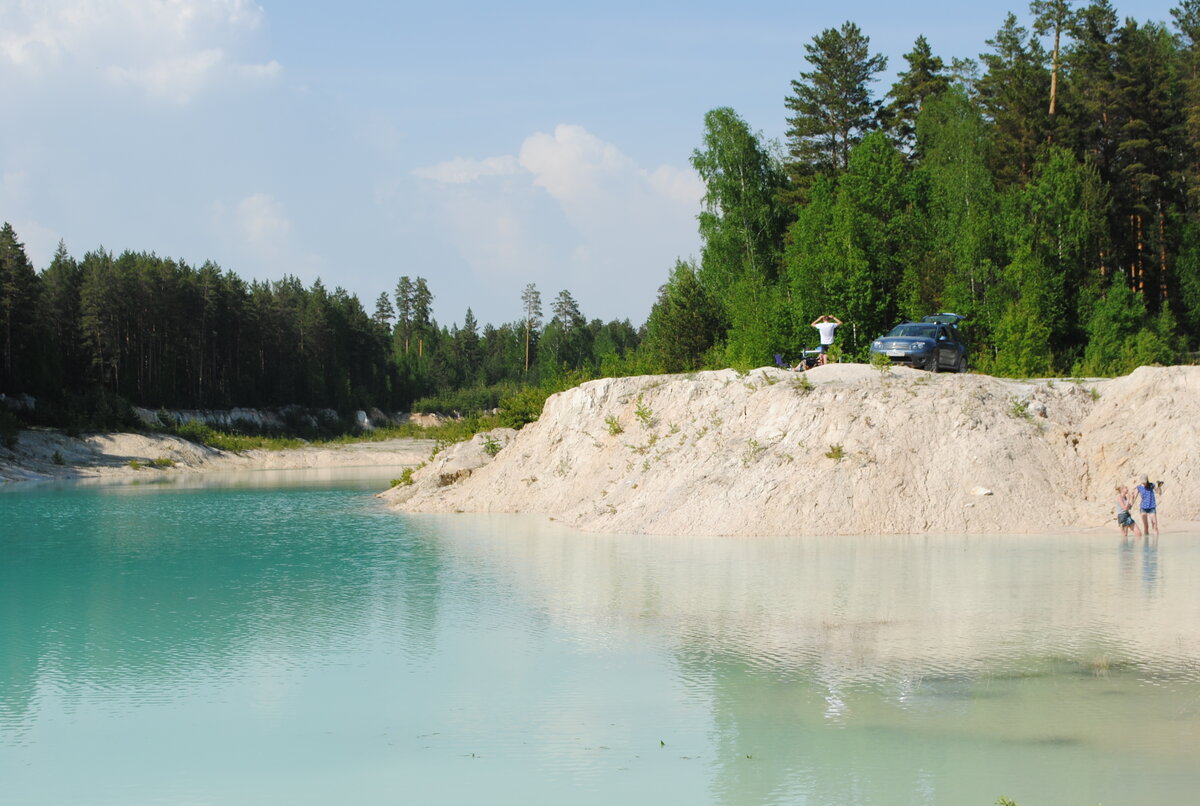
left=1111, top=19, right=1186, bottom=305
left=641, top=259, right=722, bottom=372
left=1066, top=1, right=1120, bottom=191
left=784, top=21, right=887, bottom=194
left=1031, top=0, right=1079, bottom=118
left=520, top=282, right=542, bottom=374
left=0, top=224, right=39, bottom=393
left=37, top=240, right=84, bottom=398
left=884, top=35, right=951, bottom=152
left=978, top=13, right=1052, bottom=186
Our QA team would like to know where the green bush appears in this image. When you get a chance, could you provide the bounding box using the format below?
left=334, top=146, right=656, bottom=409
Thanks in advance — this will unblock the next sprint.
left=413, top=384, right=511, bottom=415
left=498, top=387, right=550, bottom=429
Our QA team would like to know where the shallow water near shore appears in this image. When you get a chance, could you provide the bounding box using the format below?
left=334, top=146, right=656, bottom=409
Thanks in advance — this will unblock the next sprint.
left=3, top=470, right=1199, bottom=805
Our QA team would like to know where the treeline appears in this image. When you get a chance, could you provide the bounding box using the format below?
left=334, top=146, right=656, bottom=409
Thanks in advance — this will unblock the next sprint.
left=4, top=1, right=1200, bottom=428
left=649, top=1, right=1200, bottom=376
left=0, top=227, right=638, bottom=423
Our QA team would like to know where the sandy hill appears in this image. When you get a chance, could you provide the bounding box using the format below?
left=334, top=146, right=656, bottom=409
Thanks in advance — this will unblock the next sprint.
left=382, top=364, right=1199, bottom=536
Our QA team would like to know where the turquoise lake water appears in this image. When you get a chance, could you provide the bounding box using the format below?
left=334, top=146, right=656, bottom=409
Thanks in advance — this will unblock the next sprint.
left=2, top=470, right=1199, bottom=805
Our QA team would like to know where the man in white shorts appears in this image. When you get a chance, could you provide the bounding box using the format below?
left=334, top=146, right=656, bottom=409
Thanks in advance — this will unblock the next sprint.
left=811, top=314, right=842, bottom=365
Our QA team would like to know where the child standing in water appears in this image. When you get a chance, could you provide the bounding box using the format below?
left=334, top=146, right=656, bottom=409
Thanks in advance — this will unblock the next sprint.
left=1135, top=475, right=1162, bottom=538
left=1115, top=485, right=1141, bottom=538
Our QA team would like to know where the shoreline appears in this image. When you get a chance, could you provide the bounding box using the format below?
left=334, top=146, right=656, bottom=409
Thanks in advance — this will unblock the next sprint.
left=0, top=428, right=435, bottom=485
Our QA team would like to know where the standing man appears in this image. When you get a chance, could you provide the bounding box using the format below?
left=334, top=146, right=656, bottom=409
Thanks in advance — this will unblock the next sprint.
left=811, top=314, right=842, bottom=365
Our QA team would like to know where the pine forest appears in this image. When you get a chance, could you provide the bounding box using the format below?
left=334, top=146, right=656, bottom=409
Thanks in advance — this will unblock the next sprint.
left=3, top=1, right=1200, bottom=430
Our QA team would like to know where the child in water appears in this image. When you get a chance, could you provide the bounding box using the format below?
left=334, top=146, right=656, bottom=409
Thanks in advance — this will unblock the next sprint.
left=1135, top=475, right=1162, bottom=538
left=1115, top=485, right=1141, bottom=538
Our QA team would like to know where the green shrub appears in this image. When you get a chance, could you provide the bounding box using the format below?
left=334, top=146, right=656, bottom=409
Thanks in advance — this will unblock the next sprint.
left=413, top=384, right=511, bottom=415
left=52, top=450, right=65, bottom=465
left=391, top=465, right=421, bottom=487
left=499, top=386, right=549, bottom=429
left=605, top=415, right=623, bottom=435
left=824, top=443, right=845, bottom=462
left=150, top=456, right=175, bottom=468
left=482, top=434, right=502, bottom=457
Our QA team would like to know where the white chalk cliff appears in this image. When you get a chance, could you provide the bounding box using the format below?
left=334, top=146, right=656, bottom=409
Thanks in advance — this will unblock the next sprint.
left=381, top=364, right=1200, bottom=536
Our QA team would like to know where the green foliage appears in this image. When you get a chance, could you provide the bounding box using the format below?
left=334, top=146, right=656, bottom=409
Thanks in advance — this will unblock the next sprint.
left=784, top=21, right=888, bottom=187
left=412, top=384, right=509, bottom=415
left=51, top=450, right=64, bottom=465
left=498, top=386, right=549, bottom=430
left=825, top=443, right=845, bottom=461
left=634, top=394, right=655, bottom=428
left=641, top=259, right=722, bottom=373
left=869, top=350, right=893, bottom=373
left=128, top=459, right=143, bottom=470
left=481, top=434, right=502, bottom=457
left=150, top=456, right=175, bottom=468
left=1077, top=280, right=1177, bottom=376
left=605, top=415, right=624, bottom=435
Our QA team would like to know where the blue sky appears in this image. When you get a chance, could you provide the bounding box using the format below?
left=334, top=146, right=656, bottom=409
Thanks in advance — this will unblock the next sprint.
left=0, top=0, right=1183, bottom=329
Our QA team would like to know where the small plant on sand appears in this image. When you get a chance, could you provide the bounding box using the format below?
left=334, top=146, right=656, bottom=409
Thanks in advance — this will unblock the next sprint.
left=391, top=464, right=423, bottom=487
left=1089, top=387, right=1101, bottom=401
left=150, top=456, right=175, bottom=468
left=605, top=415, right=624, bottom=435
left=128, top=459, right=144, bottom=470
left=741, top=438, right=766, bottom=467
left=824, top=443, right=845, bottom=462
left=634, top=395, right=655, bottom=428
left=52, top=450, right=65, bottom=465
left=791, top=373, right=813, bottom=393
left=869, top=351, right=892, bottom=374
left=481, top=434, right=502, bottom=457
left=1008, top=397, right=1031, bottom=419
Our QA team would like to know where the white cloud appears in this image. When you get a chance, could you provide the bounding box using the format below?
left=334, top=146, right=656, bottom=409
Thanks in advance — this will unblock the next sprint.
left=413, top=156, right=520, bottom=184
left=210, top=192, right=323, bottom=281
left=235, top=192, right=291, bottom=258
left=518, top=124, right=635, bottom=203
left=410, top=124, right=704, bottom=324
left=0, top=0, right=280, bottom=103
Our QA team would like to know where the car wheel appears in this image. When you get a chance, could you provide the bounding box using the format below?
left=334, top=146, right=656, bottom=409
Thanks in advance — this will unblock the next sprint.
left=956, top=356, right=967, bottom=373
left=927, top=353, right=939, bottom=372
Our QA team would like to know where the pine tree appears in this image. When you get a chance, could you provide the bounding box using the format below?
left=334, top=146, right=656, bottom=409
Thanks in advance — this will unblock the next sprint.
left=978, top=13, right=1052, bottom=186
left=884, top=35, right=951, bottom=152
left=0, top=223, right=39, bottom=392
left=520, top=282, right=542, bottom=374
left=784, top=21, right=887, bottom=194
left=1030, top=0, right=1079, bottom=118
left=641, top=260, right=722, bottom=372
left=1111, top=20, right=1186, bottom=306
left=1066, top=1, right=1120, bottom=190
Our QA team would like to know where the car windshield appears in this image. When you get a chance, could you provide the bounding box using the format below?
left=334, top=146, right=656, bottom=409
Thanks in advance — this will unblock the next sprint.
left=886, top=324, right=936, bottom=339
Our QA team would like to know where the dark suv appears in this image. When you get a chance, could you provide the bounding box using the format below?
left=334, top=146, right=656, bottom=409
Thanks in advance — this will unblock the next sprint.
left=869, top=313, right=968, bottom=372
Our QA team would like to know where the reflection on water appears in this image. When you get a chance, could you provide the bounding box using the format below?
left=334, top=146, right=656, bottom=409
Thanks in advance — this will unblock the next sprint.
left=2, top=475, right=1199, bottom=805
